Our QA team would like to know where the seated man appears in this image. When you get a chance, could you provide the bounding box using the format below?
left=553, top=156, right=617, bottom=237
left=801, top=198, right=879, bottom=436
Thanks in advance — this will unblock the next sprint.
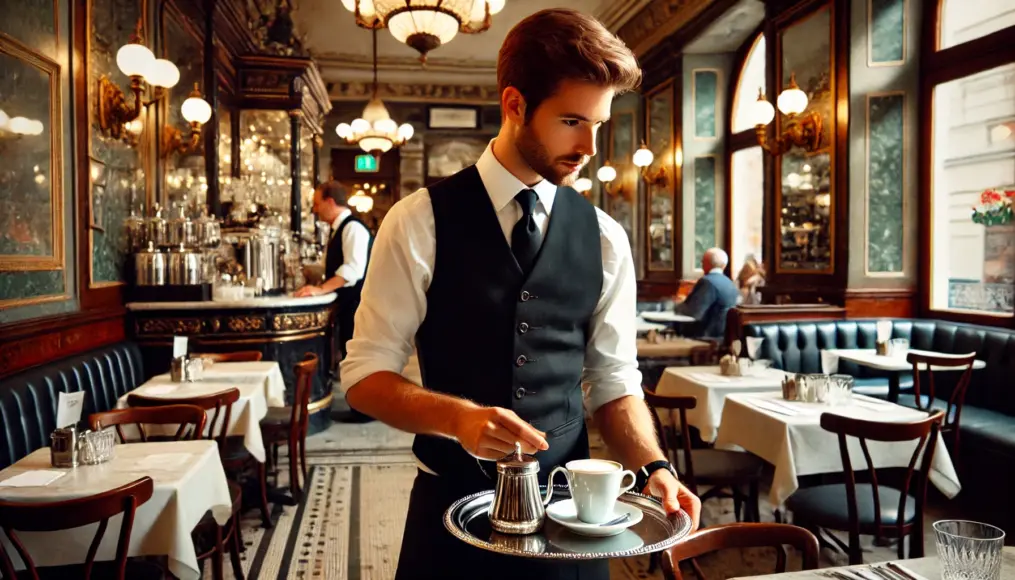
left=675, top=248, right=739, bottom=339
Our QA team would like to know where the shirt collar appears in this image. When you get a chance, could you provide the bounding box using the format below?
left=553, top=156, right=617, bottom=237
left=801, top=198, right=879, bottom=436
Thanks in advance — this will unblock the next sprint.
left=475, top=140, right=557, bottom=215
left=330, top=208, right=351, bottom=237
left=708, top=267, right=725, bottom=275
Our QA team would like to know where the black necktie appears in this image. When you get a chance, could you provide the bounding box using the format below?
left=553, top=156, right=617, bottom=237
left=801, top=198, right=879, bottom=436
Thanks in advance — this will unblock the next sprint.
left=511, top=189, right=542, bottom=275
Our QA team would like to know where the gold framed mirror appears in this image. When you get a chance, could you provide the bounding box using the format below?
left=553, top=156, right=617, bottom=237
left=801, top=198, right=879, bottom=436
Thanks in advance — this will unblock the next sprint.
left=645, top=80, right=676, bottom=272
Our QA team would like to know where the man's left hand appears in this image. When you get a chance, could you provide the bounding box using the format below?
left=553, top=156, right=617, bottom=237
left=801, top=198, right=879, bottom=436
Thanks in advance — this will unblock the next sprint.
left=294, top=285, right=324, bottom=297
left=644, top=468, right=701, bottom=531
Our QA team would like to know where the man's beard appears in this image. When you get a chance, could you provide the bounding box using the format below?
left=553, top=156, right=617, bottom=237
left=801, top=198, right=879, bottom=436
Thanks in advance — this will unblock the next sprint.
left=515, top=125, right=586, bottom=186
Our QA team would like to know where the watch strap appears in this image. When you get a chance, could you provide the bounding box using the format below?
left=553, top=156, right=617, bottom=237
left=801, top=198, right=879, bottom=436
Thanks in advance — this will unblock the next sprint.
left=635, top=459, right=676, bottom=492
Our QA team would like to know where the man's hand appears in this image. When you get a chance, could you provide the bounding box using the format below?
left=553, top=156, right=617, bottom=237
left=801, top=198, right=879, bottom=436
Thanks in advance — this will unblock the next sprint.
left=644, top=468, right=701, bottom=531
left=294, top=285, right=324, bottom=297
left=453, top=406, right=549, bottom=460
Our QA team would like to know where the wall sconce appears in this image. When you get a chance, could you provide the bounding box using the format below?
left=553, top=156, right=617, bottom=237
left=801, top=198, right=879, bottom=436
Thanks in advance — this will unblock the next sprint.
left=160, top=83, right=213, bottom=157
left=752, top=72, right=823, bottom=155
left=573, top=176, right=592, bottom=196
left=633, top=141, right=669, bottom=187
left=0, top=109, right=44, bottom=140
left=596, top=161, right=627, bottom=199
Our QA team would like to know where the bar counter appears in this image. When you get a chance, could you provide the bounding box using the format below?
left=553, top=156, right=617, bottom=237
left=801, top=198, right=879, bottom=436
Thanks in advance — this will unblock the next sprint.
left=126, top=292, right=338, bottom=433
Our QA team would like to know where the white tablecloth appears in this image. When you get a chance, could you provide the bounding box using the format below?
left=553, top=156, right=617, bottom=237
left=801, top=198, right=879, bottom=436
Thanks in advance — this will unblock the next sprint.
left=117, top=361, right=287, bottom=462
left=654, top=366, right=788, bottom=442
left=824, top=348, right=986, bottom=372
left=0, top=441, right=231, bottom=580
left=714, top=392, right=961, bottom=506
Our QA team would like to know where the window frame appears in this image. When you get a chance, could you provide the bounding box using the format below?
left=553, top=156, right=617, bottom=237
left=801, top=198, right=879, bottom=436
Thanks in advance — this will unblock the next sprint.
left=725, top=27, right=767, bottom=275
left=918, top=2, right=1015, bottom=327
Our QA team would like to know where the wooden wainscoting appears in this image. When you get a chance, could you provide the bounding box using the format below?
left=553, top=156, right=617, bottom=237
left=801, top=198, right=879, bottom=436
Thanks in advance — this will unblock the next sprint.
left=844, top=288, right=916, bottom=319
left=0, top=307, right=126, bottom=379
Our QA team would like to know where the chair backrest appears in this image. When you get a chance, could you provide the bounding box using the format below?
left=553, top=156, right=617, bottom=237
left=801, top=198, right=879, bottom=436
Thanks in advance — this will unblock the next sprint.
left=89, top=404, right=208, bottom=443
left=127, top=388, right=240, bottom=449
left=690, top=339, right=721, bottom=366
left=907, top=351, right=976, bottom=429
left=289, top=354, right=319, bottom=436
left=663, top=523, right=819, bottom=580
left=641, top=388, right=700, bottom=492
left=192, top=351, right=263, bottom=363
left=0, top=476, right=154, bottom=580
left=820, top=410, right=945, bottom=540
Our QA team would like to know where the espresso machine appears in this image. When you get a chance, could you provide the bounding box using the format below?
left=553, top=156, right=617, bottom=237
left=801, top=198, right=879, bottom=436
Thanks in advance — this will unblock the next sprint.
left=126, top=202, right=221, bottom=301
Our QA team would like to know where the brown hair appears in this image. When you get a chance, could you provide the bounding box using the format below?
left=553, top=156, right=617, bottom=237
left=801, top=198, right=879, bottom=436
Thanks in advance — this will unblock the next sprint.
left=497, top=8, right=642, bottom=122
left=318, top=180, right=348, bottom=206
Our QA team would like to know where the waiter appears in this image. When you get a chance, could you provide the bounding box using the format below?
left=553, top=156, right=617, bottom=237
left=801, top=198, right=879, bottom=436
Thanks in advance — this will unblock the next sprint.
left=341, top=8, right=701, bottom=579
left=296, top=181, right=373, bottom=421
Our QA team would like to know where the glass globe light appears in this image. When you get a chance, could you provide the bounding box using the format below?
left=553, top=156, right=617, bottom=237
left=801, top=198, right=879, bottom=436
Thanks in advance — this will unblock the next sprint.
left=597, top=164, right=617, bottom=183
left=574, top=177, right=592, bottom=192
left=116, top=42, right=155, bottom=78
left=181, top=93, right=212, bottom=125
left=753, top=88, right=776, bottom=126
left=147, top=59, right=180, bottom=88
left=777, top=73, right=808, bottom=116
left=397, top=123, right=414, bottom=141
left=632, top=145, right=654, bottom=168
left=488, top=0, right=505, bottom=14
left=351, top=118, right=370, bottom=135
left=336, top=123, right=352, bottom=138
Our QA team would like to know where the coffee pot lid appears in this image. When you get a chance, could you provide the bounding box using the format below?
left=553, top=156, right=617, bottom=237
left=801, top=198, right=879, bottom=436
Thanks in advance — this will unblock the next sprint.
left=496, top=442, right=539, bottom=475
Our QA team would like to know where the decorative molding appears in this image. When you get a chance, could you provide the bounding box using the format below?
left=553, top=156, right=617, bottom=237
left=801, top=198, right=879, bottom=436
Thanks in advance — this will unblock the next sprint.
left=599, top=0, right=657, bottom=32
left=272, top=310, right=331, bottom=332
left=226, top=315, right=267, bottom=332
left=137, top=317, right=204, bottom=336
left=315, top=54, right=495, bottom=76
left=328, top=81, right=500, bottom=104
left=617, top=0, right=714, bottom=57
left=0, top=311, right=126, bottom=378
left=844, top=287, right=916, bottom=318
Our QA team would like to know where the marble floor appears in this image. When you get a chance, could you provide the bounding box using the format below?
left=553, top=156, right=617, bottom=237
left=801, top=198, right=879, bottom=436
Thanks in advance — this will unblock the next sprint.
left=216, top=395, right=965, bottom=579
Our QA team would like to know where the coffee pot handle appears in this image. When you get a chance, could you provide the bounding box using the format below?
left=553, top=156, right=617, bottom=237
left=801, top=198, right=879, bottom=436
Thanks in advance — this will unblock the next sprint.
left=544, top=466, right=568, bottom=506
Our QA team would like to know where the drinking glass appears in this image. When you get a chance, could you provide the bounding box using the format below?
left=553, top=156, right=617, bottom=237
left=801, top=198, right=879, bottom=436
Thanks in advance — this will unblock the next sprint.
left=934, top=520, right=1005, bottom=580
left=829, top=374, right=854, bottom=405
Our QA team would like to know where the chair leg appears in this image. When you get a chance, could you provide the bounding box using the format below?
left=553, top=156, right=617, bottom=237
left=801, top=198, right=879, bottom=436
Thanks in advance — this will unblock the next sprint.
left=647, top=552, right=659, bottom=574
left=213, top=524, right=225, bottom=580
left=257, top=461, right=274, bottom=529
left=299, top=434, right=308, bottom=486
left=748, top=481, right=760, bottom=522
left=288, top=434, right=302, bottom=499
left=229, top=516, right=246, bottom=580
left=732, top=488, right=743, bottom=523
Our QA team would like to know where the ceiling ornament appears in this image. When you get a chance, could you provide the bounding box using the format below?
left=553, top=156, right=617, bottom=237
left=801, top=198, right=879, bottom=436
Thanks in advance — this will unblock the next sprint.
left=339, top=0, right=506, bottom=63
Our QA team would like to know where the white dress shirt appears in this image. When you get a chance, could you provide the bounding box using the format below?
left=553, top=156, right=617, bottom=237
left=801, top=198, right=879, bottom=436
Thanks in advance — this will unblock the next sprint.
left=340, top=142, right=644, bottom=417
left=329, top=208, right=371, bottom=287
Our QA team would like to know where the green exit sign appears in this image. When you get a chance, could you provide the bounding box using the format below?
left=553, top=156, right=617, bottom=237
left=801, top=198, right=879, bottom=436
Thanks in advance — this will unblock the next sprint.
left=355, top=154, right=378, bottom=173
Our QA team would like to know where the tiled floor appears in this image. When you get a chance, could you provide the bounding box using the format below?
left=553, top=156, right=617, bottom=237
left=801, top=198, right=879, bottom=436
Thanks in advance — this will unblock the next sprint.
left=219, top=398, right=965, bottom=579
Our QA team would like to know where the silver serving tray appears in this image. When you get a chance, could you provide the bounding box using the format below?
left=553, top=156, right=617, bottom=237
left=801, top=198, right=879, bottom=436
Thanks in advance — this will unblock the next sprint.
left=444, top=485, right=693, bottom=560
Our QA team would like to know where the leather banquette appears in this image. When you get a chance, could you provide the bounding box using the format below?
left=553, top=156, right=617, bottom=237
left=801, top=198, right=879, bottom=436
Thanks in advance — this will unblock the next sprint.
left=0, top=342, right=145, bottom=469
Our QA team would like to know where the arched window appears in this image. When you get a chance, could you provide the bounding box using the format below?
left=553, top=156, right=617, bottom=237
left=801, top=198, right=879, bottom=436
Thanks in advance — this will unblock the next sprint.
left=729, top=33, right=766, bottom=289
left=925, top=2, right=1015, bottom=318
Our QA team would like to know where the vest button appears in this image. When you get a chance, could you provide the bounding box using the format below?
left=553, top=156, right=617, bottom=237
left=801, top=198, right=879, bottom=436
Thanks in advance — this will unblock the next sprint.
left=515, top=355, right=527, bottom=367
left=520, top=290, right=531, bottom=302
left=518, top=322, right=529, bottom=334
left=515, top=387, right=526, bottom=399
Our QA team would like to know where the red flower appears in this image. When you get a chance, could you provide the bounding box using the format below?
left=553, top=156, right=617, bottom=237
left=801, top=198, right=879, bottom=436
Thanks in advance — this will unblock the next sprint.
left=1006, top=190, right=1015, bottom=198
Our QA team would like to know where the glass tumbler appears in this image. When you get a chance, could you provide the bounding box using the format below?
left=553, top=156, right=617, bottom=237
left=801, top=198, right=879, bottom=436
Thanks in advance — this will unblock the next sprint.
left=934, top=520, right=1005, bottom=580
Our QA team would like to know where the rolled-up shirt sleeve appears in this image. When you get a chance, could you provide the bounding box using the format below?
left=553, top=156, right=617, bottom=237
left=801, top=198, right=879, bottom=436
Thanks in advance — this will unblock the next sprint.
left=581, top=210, right=644, bottom=415
left=339, top=191, right=434, bottom=394
left=335, top=220, right=371, bottom=286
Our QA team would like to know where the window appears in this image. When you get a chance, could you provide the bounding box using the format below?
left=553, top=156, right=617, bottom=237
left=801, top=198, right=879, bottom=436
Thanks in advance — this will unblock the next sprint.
left=729, top=34, right=767, bottom=283
left=927, top=4, right=1015, bottom=318
left=939, top=0, right=1015, bottom=49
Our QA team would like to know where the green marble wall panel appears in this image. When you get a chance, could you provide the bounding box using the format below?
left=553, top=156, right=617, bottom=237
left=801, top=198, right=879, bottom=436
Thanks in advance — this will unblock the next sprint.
left=869, top=0, right=905, bottom=64
left=693, top=70, right=718, bottom=139
left=0, top=0, right=58, bottom=59
left=694, top=156, right=717, bottom=267
left=0, top=271, right=65, bottom=308
left=89, top=0, right=143, bottom=285
left=867, top=93, right=905, bottom=273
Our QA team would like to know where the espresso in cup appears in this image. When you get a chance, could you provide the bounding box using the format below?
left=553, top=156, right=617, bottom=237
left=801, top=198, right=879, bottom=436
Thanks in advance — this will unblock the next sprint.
left=548, top=459, right=636, bottom=524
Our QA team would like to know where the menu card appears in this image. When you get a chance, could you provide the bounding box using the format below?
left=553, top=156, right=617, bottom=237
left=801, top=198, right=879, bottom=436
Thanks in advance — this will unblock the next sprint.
left=172, top=335, right=188, bottom=358
left=56, top=391, right=85, bottom=429
left=0, top=470, right=66, bottom=488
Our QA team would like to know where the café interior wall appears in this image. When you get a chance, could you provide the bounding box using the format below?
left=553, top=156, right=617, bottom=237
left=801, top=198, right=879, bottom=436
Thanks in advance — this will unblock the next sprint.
left=0, top=0, right=78, bottom=324
left=847, top=0, right=920, bottom=290
left=681, top=53, right=734, bottom=279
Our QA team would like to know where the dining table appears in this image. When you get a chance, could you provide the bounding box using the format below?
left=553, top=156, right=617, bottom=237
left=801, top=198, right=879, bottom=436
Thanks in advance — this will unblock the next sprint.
left=731, top=548, right=1015, bottom=580
left=0, top=440, right=232, bottom=580
left=823, top=348, right=986, bottom=402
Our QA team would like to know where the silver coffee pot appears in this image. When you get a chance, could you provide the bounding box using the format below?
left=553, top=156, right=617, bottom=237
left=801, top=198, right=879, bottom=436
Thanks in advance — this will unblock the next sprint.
left=489, top=442, right=557, bottom=535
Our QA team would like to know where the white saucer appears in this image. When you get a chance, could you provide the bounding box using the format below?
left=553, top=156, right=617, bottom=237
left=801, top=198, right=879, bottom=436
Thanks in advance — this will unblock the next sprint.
left=545, top=500, right=643, bottom=537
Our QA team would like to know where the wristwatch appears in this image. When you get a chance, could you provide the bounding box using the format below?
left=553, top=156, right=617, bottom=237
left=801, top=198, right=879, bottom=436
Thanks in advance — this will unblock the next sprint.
left=635, top=460, right=678, bottom=493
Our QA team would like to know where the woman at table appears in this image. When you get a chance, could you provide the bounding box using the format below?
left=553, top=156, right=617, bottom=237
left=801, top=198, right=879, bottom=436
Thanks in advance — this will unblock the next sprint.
left=339, top=8, right=701, bottom=579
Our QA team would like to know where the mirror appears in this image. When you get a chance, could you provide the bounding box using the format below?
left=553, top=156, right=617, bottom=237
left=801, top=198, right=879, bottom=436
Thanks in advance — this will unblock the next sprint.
left=0, top=38, right=63, bottom=274
left=606, top=110, right=637, bottom=253
left=162, top=9, right=206, bottom=210
left=646, top=82, right=675, bottom=271
left=776, top=3, right=834, bottom=272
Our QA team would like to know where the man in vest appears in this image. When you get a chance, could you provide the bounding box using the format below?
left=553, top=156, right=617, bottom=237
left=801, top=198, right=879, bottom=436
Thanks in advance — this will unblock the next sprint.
left=296, top=181, right=373, bottom=387
left=340, top=9, right=701, bottom=579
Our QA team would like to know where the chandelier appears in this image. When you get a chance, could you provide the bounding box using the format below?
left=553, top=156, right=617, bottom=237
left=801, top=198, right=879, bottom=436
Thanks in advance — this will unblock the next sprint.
left=336, top=29, right=414, bottom=155
left=340, top=0, right=506, bottom=62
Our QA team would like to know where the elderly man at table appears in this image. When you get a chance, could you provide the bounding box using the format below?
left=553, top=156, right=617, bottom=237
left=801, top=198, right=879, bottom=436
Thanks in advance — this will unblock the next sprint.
left=674, top=248, right=739, bottom=339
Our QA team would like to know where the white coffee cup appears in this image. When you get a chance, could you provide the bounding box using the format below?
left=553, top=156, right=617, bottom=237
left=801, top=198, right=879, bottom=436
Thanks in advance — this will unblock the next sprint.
left=547, top=459, right=636, bottom=524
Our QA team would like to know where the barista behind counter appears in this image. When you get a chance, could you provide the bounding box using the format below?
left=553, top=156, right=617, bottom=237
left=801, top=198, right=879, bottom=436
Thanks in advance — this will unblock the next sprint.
left=296, top=181, right=374, bottom=420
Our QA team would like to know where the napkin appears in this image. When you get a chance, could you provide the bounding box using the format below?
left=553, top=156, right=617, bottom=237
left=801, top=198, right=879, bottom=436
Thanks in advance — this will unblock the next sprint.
left=0, top=470, right=66, bottom=487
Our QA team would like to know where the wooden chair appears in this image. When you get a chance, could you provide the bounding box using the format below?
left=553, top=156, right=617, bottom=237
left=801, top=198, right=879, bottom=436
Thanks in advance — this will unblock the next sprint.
left=89, top=405, right=207, bottom=443
left=901, top=351, right=975, bottom=466
left=128, top=388, right=252, bottom=576
left=260, top=353, right=319, bottom=500
left=785, top=410, right=945, bottom=564
left=643, top=388, right=767, bottom=523
left=192, top=351, right=264, bottom=363
left=689, top=339, right=722, bottom=366
left=663, top=523, right=820, bottom=580
left=0, top=476, right=160, bottom=580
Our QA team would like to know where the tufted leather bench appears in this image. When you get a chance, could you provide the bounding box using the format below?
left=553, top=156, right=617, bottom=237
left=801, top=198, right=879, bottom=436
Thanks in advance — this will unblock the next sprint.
left=742, top=318, right=1015, bottom=527
left=0, top=342, right=145, bottom=470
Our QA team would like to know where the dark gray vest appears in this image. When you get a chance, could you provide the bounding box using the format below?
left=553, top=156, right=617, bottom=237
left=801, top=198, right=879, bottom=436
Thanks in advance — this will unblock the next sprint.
left=325, top=214, right=373, bottom=308
left=413, top=165, right=604, bottom=488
